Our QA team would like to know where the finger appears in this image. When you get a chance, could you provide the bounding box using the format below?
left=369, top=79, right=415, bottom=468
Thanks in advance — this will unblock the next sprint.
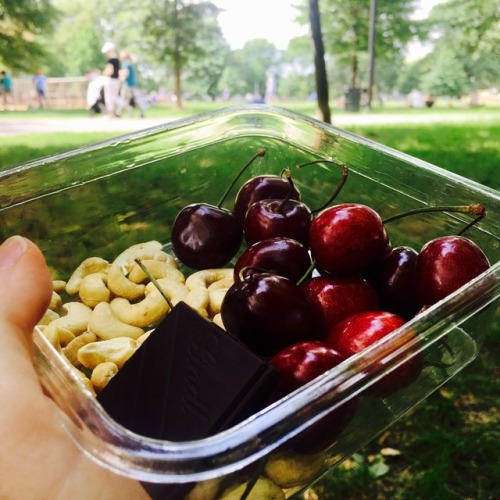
left=0, top=236, right=52, bottom=343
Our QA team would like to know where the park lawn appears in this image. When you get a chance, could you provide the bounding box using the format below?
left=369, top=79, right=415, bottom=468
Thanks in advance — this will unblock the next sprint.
left=1, top=121, right=499, bottom=190
left=0, top=117, right=498, bottom=499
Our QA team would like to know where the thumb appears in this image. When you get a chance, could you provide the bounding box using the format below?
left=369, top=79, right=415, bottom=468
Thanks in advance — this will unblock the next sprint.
left=0, top=236, right=52, bottom=353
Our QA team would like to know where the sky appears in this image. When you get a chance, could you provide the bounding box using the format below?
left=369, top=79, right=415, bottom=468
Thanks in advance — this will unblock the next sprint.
left=213, top=0, right=445, bottom=57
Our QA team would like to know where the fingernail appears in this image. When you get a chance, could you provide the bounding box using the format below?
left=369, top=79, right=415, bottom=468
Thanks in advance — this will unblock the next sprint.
left=0, top=236, right=29, bottom=271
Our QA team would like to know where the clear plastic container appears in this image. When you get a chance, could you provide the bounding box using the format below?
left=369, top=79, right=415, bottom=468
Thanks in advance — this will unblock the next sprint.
left=0, top=105, right=498, bottom=498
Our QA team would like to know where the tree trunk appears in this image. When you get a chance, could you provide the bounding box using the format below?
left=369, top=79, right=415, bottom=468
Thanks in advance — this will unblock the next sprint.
left=174, top=52, right=183, bottom=111
left=308, top=0, right=331, bottom=124
left=351, top=53, right=358, bottom=88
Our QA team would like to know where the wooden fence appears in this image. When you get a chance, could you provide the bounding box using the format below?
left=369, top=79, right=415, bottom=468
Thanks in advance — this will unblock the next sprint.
left=8, top=77, right=88, bottom=110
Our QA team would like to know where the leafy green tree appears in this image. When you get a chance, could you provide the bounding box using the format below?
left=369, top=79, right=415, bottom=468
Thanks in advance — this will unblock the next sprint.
left=279, top=36, right=315, bottom=99
left=0, top=0, right=58, bottom=72
left=221, top=39, right=282, bottom=98
left=420, top=44, right=469, bottom=97
left=295, top=0, right=420, bottom=91
left=142, top=0, right=224, bottom=109
left=397, top=59, right=425, bottom=95
left=426, top=0, right=500, bottom=91
left=184, top=16, right=230, bottom=100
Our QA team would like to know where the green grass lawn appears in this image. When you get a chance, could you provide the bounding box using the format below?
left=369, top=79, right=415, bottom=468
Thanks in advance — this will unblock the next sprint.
left=1, top=106, right=498, bottom=499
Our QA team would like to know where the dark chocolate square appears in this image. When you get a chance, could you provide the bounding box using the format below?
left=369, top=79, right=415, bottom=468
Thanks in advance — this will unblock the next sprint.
left=97, top=301, right=277, bottom=441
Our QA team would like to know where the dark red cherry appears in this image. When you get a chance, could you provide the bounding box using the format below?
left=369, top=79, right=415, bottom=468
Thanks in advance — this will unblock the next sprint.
left=368, top=246, right=420, bottom=319
left=309, top=203, right=390, bottom=276
left=221, top=272, right=314, bottom=357
left=171, top=203, right=242, bottom=269
left=415, top=235, right=490, bottom=306
left=326, top=311, right=423, bottom=395
left=170, top=150, right=266, bottom=269
left=234, top=237, right=312, bottom=283
left=269, top=340, right=346, bottom=397
left=300, top=276, right=379, bottom=339
left=244, top=199, right=312, bottom=247
left=269, top=340, right=356, bottom=453
left=234, top=175, right=301, bottom=224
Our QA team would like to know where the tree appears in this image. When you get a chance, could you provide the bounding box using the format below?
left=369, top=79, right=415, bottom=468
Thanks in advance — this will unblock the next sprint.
left=142, top=0, right=223, bottom=109
left=221, top=39, right=282, bottom=98
left=309, top=0, right=331, bottom=123
left=426, top=0, right=500, bottom=92
left=0, top=0, right=58, bottom=72
left=296, top=0, right=420, bottom=91
left=184, top=18, right=230, bottom=100
left=280, top=36, right=315, bottom=99
left=420, top=44, right=469, bottom=97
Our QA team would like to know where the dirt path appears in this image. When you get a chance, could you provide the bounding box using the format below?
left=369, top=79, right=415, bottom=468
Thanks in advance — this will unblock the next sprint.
left=1, top=109, right=497, bottom=136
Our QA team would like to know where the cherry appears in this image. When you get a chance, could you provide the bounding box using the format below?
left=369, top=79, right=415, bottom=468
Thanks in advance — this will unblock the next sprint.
left=269, top=340, right=356, bottom=452
left=233, top=175, right=300, bottom=224
left=269, top=340, right=356, bottom=453
left=233, top=237, right=312, bottom=283
left=244, top=198, right=312, bottom=247
left=171, top=203, right=241, bottom=269
left=367, top=246, right=420, bottom=319
left=300, top=276, right=379, bottom=339
left=326, top=311, right=423, bottom=395
left=309, top=203, right=390, bottom=276
left=415, top=235, right=490, bottom=306
left=269, top=340, right=346, bottom=398
left=221, top=271, right=315, bottom=357
left=170, top=149, right=265, bottom=269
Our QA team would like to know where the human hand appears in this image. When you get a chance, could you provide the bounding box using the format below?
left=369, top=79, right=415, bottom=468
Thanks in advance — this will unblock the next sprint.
left=0, top=236, right=147, bottom=499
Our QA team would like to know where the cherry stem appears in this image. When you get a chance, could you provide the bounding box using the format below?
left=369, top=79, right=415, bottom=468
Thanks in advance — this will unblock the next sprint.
left=383, top=203, right=486, bottom=226
left=238, top=265, right=271, bottom=282
left=216, top=149, right=266, bottom=208
left=276, top=167, right=294, bottom=214
left=296, top=159, right=349, bottom=214
left=296, top=259, right=317, bottom=286
left=134, top=258, right=174, bottom=310
left=457, top=212, right=486, bottom=236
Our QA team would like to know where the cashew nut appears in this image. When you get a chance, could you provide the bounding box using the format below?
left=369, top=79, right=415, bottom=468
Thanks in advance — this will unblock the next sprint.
left=107, top=263, right=146, bottom=301
left=185, top=268, right=234, bottom=291
left=128, top=259, right=184, bottom=284
left=184, top=287, right=210, bottom=317
left=49, top=291, right=63, bottom=312
left=219, top=477, right=285, bottom=500
left=43, top=302, right=93, bottom=347
left=136, top=330, right=153, bottom=347
left=62, top=331, right=97, bottom=367
left=78, top=272, right=111, bottom=308
left=207, top=277, right=233, bottom=315
left=264, top=450, right=325, bottom=489
left=77, top=337, right=138, bottom=369
left=212, top=313, right=225, bottom=330
left=185, top=478, right=222, bottom=500
left=91, top=362, right=119, bottom=393
left=89, top=302, right=144, bottom=340
left=70, top=365, right=96, bottom=396
left=113, top=241, right=175, bottom=272
left=110, top=279, right=189, bottom=327
left=53, top=280, right=67, bottom=293
left=38, top=309, right=60, bottom=326
left=66, top=257, right=110, bottom=295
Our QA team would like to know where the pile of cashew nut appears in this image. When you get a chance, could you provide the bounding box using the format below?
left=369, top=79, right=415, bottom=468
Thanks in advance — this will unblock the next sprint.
left=37, top=241, right=234, bottom=395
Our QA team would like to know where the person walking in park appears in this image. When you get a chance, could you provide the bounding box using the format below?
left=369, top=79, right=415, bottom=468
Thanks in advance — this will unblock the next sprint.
left=119, top=50, right=146, bottom=118
left=101, top=42, right=122, bottom=118
left=32, top=69, right=48, bottom=109
left=1, top=70, right=13, bottom=109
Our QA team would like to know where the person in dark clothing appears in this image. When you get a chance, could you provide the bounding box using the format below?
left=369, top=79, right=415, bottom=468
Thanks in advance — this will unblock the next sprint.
left=101, top=42, right=121, bottom=118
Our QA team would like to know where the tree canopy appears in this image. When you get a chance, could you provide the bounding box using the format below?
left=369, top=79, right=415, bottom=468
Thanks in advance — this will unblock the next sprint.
left=0, top=0, right=58, bottom=72
left=2, top=0, right=498, bottom=107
